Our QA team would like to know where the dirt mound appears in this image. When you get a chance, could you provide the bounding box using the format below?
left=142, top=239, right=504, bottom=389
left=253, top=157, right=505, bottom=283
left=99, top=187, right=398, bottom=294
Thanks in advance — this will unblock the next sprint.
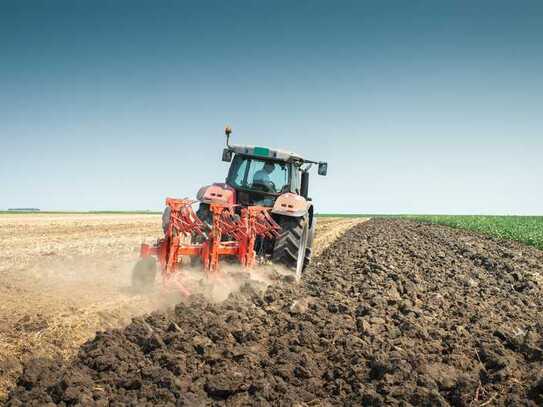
left=6, top=219, right=543, bottom=406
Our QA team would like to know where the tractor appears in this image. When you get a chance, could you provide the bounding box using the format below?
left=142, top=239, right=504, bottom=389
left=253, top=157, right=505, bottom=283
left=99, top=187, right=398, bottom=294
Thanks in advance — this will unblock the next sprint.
left=132, top=127, right=327, bottom=294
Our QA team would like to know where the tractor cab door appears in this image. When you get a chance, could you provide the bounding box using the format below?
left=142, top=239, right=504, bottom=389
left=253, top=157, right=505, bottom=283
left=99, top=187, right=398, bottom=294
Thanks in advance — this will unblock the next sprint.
left=290, top=164, right=302, bottom=195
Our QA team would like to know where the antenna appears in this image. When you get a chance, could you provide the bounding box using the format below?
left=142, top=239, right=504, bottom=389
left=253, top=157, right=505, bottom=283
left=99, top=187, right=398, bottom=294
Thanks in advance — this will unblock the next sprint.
left=224, top=126, right=232, bottom=148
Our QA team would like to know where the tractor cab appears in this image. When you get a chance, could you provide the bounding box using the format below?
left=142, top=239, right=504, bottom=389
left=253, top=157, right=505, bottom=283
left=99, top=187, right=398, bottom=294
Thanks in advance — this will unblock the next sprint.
left=225, top=150, right=301, bottom=207
left=221, top=127, right=327, bottom=207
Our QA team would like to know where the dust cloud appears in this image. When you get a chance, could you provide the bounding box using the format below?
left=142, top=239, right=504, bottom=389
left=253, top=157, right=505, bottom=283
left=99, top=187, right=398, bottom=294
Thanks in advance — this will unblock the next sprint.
left=176, top=262, right=296, bottom=303
left=25, top=253, right=297, bottom=315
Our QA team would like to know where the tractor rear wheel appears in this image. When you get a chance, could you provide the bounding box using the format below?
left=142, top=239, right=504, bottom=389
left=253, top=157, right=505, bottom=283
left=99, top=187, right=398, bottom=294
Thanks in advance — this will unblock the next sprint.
left=131, top=257, right=157, bottom=291
left=272, top=216, right=309, bottom=279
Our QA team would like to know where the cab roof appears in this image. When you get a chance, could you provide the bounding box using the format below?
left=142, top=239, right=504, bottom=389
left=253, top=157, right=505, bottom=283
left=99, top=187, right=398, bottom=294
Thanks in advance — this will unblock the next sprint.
left=229, top=144, right=304, bottom=163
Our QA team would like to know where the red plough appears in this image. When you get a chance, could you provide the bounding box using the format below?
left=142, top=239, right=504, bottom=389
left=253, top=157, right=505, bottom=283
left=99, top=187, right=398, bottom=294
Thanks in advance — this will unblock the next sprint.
left=138, top=198, right=281, bottom=295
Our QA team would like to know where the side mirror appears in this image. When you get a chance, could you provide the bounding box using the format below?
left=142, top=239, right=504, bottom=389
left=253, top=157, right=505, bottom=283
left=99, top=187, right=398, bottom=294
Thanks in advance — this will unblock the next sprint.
left=318, top=162, right=328, bottom=176
left=222, top=149, right=233, bottom=162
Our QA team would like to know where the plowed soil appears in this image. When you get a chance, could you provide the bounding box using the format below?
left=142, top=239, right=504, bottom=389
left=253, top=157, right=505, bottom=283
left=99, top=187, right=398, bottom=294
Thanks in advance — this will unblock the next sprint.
left=0, top=214, right=362, bottom=402
left=6, top=219, right=543, bottom=406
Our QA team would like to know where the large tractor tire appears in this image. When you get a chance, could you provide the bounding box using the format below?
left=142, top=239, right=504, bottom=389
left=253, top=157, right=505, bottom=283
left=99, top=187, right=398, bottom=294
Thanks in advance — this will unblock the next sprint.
left=272, top=216, right=310, bottom=279
left=162, top=206, right=172, bottom=234
left=131, top=257, right=157, bottom=291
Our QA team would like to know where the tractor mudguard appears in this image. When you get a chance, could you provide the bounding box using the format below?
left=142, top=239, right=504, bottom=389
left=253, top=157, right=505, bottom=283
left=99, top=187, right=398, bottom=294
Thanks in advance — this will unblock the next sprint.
left=196, top=183, right=236, bottom=205
left=271, top=193, right=310, bottom=218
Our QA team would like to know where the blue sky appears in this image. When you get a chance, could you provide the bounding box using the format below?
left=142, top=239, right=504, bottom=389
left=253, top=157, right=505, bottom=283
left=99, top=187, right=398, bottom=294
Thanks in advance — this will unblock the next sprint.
left=1, top=1, right=542, bottom=214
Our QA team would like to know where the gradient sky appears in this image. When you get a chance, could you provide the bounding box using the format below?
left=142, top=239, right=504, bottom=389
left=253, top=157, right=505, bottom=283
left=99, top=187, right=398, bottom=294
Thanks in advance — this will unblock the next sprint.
left=1, top=1, right=542, bottom=214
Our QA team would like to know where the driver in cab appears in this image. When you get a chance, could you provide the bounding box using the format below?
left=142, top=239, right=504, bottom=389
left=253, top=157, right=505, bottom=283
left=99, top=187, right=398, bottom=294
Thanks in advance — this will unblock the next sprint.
left=253, top=162, right=276, bottom=191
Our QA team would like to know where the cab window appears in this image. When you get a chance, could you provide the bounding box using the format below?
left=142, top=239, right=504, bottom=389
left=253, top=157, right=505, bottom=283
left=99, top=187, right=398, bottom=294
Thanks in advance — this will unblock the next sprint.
left=228, top=156, right=290, bottom=194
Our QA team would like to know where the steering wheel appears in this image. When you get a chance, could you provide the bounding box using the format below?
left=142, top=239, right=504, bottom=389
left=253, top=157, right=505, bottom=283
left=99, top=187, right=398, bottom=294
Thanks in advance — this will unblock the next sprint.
left=252, top=181, right=276, bottom=193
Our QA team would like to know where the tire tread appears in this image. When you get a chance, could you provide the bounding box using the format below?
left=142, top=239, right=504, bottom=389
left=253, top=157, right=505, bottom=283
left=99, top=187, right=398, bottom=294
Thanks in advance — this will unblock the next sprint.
left=272, top=218, right=306, bottom=270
